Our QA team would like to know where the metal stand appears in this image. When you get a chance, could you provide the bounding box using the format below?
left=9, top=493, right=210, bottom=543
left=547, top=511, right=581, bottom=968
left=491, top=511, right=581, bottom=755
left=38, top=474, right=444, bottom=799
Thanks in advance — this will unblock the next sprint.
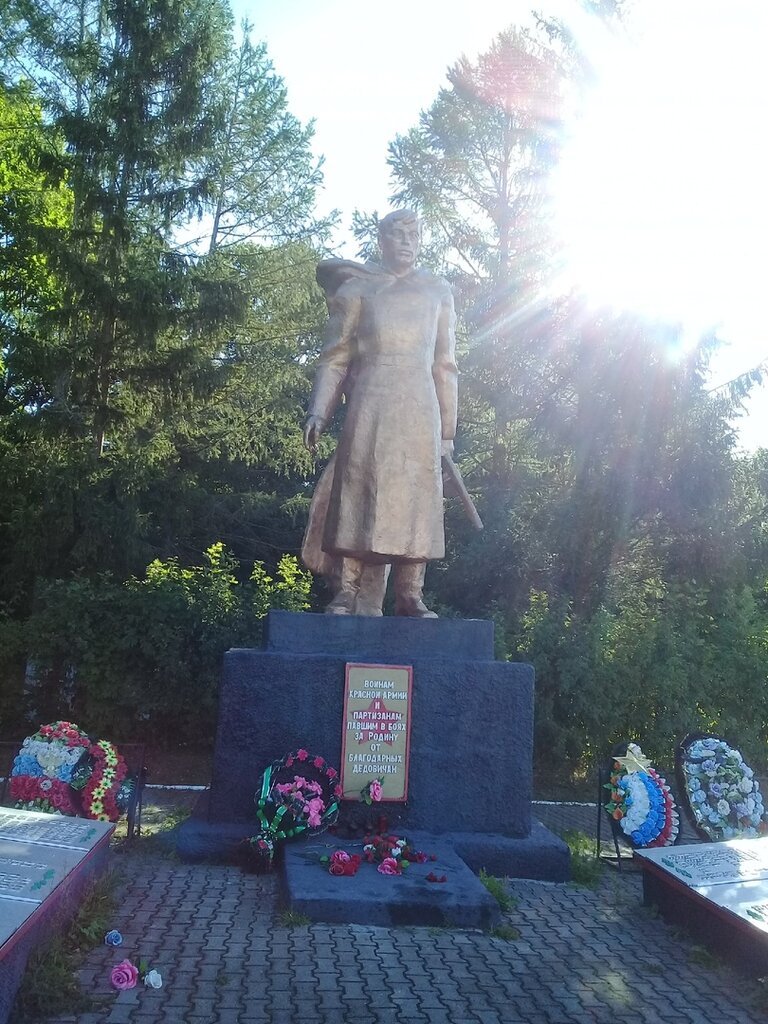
left=596, top=762, right=632, bottom=870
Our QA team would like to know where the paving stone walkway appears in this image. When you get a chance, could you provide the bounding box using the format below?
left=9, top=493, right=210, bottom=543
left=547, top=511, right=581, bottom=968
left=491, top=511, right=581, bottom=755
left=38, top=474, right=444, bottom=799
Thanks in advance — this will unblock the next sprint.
left=35, top=823, right=767, bottom=1024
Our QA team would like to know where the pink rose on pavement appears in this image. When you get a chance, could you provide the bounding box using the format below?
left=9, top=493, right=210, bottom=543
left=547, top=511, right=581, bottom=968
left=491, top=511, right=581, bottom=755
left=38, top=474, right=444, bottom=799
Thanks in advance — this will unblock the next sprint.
left=296, top=749, right=309, bottom=761
left=330, top=850, right=351, bottom=868
left=313, top=756, right=325, bottom=768
left=377, top=857, right=401, bottom=876
left=110, top=959, right=139, bottom=990
left=369, top=779, right=383, bottom=802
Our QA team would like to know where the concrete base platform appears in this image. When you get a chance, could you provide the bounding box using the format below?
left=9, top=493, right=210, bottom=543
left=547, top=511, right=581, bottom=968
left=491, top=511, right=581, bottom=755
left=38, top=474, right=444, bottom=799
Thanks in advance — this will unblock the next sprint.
left=175, top=796, right=249, bottom=862
left=283, top=834, right=501, bottom=929
left=175, top=791, right=569, bottom=883
left=449, top=821, right=570, bottom=881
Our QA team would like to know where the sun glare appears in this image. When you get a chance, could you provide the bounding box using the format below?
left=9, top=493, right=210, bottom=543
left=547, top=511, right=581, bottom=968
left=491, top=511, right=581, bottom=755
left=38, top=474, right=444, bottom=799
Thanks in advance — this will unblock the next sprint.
left=551, top=1, right=768, bottom=348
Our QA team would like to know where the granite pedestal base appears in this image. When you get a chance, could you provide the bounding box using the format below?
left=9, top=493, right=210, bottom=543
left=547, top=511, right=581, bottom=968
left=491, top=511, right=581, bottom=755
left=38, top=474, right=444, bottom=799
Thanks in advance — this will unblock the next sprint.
left=176, top=611, right=569, bottom=890
left=284, top=834, right=501, bottom=929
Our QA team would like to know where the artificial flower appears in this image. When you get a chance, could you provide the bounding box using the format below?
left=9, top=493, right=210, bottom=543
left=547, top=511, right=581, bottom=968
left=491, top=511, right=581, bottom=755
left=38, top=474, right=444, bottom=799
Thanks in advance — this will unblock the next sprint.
left=681, top=735, right=768, bottom=841
left=377, top=857, right=401, bottom=876
left=110, top=960, right=139, bottom=991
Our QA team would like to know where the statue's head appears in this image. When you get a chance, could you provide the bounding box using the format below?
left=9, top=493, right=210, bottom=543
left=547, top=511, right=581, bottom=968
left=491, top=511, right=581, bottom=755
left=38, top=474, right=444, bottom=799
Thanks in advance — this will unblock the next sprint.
left=378, top=209, right=421, bottom=274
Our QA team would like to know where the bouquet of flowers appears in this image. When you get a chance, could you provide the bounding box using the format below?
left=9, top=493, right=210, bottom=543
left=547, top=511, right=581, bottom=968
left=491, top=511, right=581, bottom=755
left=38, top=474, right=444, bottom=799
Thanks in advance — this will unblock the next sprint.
left=244, top=749, right=341, bottom=871
left=603, top=742, right=679, bottom=848
left=10, top=721, right=128, bottom=822
left=362, top=833, right=429, bottom=875
left=678, top=733, right=768, bottom=841
left=320, top=850, right=363, bottom=876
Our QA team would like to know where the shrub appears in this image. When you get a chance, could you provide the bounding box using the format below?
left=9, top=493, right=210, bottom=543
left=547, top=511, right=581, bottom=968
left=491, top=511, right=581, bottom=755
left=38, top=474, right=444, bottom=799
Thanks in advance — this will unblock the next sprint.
left=518, top=581, right=768, bottom=773
left=17, top=543, right=310, bottom=744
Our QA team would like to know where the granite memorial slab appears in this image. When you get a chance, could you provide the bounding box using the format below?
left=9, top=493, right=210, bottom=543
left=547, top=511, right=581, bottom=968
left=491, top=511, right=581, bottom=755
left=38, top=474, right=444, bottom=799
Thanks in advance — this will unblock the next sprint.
left=0, top=809, right=102, bottom=850
left=692, top=879, right=768, bottom=934
left=636, top=839, right=768, bottom=971
left=0, top=809, right=114, bottom=1024
left=0, top=839, right=93, bottom=903
left=639, top=839, right=768, bottom=886
left=0, top=901, right=32, bottom=950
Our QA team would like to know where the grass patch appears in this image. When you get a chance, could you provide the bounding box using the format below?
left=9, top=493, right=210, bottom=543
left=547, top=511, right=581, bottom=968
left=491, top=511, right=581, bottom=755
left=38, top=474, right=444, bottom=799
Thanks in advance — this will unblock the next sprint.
left=114, top=800, right=191, bottom=857
left=688, top=945, right=719, bottom=969
left=10, top=871, right=118, bottom=1023
left=562, top=829, right=602, bottom=887
left=276, top=908, right=312, bottom=928
left=489, top=923, right=520, bottom=941
left=478, top=869, right=517, bottom=914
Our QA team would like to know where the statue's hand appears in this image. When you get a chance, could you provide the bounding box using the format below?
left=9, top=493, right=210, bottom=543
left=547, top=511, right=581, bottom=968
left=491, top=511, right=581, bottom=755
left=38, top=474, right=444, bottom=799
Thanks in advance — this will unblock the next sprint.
left=441, top=439, right=455, bottom=457
left=304, top=415, right=325, bottom=452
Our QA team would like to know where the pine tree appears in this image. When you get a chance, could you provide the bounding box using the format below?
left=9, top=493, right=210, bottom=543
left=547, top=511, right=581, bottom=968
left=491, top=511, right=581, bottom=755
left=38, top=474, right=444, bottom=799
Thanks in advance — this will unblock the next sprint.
left=201, top=25, right=333, bottom=254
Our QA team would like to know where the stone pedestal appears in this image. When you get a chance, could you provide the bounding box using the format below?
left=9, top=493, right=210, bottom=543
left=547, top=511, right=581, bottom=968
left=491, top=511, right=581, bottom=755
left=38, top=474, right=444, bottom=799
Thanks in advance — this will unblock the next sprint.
left=177, top=610, right=569, bottom=884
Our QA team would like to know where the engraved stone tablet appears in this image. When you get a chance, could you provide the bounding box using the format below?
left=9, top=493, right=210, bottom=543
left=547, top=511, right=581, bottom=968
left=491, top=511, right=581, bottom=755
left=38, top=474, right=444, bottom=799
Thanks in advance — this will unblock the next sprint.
left=0, top=900, right=32, bottom=948
left=0, top=809, right=113, bottom=957
left=692, top=879, right=768, bottom=935
left=0, top=809, right=104, bottom=849
left=639, top=840, right=768, bottom=886
left=0, top=840, right=89, bottom=903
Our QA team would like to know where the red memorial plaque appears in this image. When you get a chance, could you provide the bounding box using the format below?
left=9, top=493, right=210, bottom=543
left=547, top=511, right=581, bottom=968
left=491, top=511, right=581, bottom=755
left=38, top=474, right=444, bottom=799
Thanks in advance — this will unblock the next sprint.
left=340, top=663, right=413, bottom=802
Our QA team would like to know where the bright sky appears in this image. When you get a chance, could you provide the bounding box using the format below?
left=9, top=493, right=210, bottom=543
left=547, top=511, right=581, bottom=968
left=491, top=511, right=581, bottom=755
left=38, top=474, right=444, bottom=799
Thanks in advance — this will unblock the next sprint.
left=241, top=0, right=767, bottom=451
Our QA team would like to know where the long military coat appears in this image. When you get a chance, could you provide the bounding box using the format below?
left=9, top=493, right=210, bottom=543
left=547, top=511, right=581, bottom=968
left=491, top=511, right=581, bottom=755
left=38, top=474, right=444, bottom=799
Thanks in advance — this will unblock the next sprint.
left=301, top=259, right=457, bottom=572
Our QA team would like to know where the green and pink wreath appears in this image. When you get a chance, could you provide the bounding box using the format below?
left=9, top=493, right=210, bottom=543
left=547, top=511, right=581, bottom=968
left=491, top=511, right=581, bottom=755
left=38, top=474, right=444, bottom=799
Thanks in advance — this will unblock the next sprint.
left=243, top=749, right=341, bottom=870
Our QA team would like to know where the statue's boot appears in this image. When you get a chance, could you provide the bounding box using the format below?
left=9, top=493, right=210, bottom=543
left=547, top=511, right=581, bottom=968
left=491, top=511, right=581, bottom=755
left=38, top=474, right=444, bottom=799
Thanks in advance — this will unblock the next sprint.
left=354, top=564, right=389, bottom=616
left=393, top=562, right=437, bottom=618
left=325, top=556, right=362, bottom=614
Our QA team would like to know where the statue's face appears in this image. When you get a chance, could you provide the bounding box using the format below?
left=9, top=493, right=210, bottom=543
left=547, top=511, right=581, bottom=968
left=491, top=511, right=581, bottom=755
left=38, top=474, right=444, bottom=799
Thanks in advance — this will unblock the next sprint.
left=380, top=221, right=421, bottom=272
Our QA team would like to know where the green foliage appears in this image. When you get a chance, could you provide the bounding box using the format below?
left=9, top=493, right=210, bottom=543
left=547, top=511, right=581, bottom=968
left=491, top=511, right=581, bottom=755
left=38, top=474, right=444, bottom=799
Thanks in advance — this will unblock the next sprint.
left=561, top=830, right=602, bottom=887
left=478, top=868, right=516, bottom=913
left=10, top=872, right=117, bottom=1023
left=203, top=26, right=334, bottom=253
left=518, top=581, right=768, bottom=770
left=276, top=908, right=311, bottom=928
left=20, top=544, right=311, bottom=742
left=0, top=6, right=329, bottom=624
left=3, top=0, right=768, bottom=782
left=688, top=945, right=720, bottom=970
